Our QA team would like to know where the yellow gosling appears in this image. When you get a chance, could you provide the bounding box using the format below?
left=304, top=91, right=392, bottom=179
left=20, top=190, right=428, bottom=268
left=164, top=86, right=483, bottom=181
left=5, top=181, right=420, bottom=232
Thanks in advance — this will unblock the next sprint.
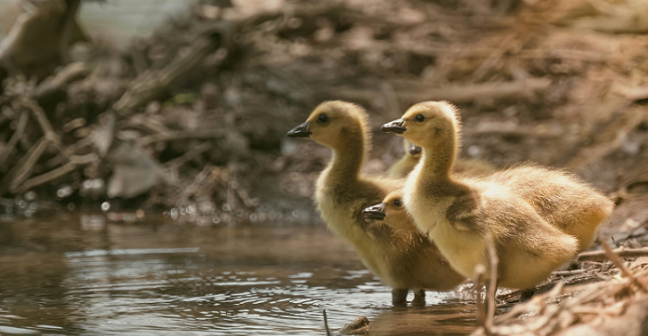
left=363, top=190, right=418, bottom=233
left=492, top=165, right=614, bottom=252
left=287, top=101, right=465, bottom=304
left=388, top=140, right=496, bottom=179
left=382, top=101, right=582, bottom=291
left=388, top=139, right=422, bottom=178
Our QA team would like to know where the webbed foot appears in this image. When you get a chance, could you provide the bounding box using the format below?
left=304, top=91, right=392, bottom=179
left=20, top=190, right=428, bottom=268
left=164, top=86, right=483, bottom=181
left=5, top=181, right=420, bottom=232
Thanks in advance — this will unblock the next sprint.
left=412, top=289, right=426, bottom=305
left=520, top=289, right=535, bottom=302
left=392, top=288, right=408, bottom=305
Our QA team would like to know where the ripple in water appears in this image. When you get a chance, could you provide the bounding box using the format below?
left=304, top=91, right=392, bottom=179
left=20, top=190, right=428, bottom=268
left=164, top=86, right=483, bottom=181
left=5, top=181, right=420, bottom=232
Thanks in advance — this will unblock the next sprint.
left=0, top=214, right=475, bottom=335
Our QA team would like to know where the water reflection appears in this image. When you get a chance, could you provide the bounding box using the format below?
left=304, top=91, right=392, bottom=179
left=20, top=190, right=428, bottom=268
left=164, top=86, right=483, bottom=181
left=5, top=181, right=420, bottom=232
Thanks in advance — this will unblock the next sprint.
left=0, top=214, right=475, bottom=335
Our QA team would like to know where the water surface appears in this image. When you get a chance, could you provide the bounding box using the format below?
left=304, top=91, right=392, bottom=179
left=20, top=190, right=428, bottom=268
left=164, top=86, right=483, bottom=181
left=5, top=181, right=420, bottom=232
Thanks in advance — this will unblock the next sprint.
left=0, top=214, right=476, bottom=335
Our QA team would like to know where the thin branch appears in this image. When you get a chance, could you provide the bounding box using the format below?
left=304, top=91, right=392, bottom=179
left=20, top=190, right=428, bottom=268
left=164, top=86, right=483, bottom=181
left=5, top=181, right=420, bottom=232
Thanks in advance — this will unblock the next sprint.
left=34, top=62, right=89, bottom=99
left=322, top=78, right=552, bottom=105
left=164, top=141, right=212, bottom=170
left=601, top=240, right=647, bottom=292
left=577, top=247, right=648, bottom=262
left=475, top=264, right=487, bottom=327
left=0, top=137, right=49, bottom=196
left=24, top=99, right=65, bottom=154
left=17, top=153, right=97, bottom=193
left=137, top=130, right=224, bottom=147
left=470, top=33, right=517, bottom=83
left=59, top=0, right=82, bottom=64
left=0, top=110, right=29, bottom=166
left=323, top=309, right=332, bottom=336
left=485, top=233, right=498, bottom=334
left=45, top=136, right=93, bottom=169
left=113, top=31, right=227, bottom=116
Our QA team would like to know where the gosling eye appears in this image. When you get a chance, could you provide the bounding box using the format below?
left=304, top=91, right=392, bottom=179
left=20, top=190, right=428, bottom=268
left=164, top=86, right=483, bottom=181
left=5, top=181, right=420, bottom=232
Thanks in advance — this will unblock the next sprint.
left=415, top=114, right=425, bottom=122
left=393, top=199, right=402, bottom=207
left=318, top=114, right=329, bottom=124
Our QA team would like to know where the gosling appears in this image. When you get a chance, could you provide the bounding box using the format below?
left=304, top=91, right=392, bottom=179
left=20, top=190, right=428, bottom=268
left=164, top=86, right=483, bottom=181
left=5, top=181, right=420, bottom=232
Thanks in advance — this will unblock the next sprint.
left=493, top=165, right=613, bottom=253
left=388, top=139, right=423, bottom=178
left=287, top=101, right=465, bottom=304
left=382, top=101, right=584, bottom=292
left=363, top=190, right=418, bottom=233
left=389, top=139, right=496, bottom=179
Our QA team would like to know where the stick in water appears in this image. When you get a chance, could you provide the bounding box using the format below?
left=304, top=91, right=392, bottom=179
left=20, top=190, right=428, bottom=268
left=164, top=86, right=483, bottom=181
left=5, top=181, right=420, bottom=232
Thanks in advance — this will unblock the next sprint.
left=323, top=309, right=331, bottom=336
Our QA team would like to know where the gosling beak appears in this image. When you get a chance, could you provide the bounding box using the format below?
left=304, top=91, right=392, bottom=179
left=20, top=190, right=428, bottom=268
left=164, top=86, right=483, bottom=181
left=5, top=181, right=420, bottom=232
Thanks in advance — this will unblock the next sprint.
left=381, top=119, right=406, bottom=134
left=362, top=203, right=386, bottom=220
left=409, top=144, right=422, bottom=155
left=286, top=121, right=311, bottom=138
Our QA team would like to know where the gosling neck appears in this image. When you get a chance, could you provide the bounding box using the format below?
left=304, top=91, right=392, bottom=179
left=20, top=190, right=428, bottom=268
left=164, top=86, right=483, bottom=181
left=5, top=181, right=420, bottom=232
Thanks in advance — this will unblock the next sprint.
left=327, top=134, right=366, bottom=184
left=420, top=139, right=456, bottom=182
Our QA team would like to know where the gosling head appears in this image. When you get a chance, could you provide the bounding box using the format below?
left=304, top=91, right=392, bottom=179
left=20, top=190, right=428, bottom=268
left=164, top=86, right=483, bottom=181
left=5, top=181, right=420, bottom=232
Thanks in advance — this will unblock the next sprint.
left=401, top=139, right=422, bottom=157
left=286, top=101, right=370, bottom=151
left=362, top=191, right=416, bottom=232
left=382, top=101, right=460, bottom=149
left=409, top=144, right=422, bottom=156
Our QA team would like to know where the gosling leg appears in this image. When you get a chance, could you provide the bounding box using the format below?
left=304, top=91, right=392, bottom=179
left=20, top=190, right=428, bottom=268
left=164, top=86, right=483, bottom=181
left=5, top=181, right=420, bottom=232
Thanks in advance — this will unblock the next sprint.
left=520, top=289, right=535, bottom=302
left=412, top=289, right=426, bottom=305
left=392, top=288, right=408, bottom=305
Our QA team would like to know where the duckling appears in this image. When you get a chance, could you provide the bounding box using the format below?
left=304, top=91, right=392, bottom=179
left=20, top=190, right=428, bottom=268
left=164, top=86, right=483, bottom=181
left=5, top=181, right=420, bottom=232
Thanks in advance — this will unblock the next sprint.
left=363, top=190, right=418, bottom=233
left=287, top=101, right=465, bottom=304
left=382, top=101, right=582, bottom=291
left=387, top=139, right=422, bottom=178
left=455, top=158, right=497, bottom=178
left=388, top=140, right=496, bottom=179
left=493, top=165, right=614, bottom=253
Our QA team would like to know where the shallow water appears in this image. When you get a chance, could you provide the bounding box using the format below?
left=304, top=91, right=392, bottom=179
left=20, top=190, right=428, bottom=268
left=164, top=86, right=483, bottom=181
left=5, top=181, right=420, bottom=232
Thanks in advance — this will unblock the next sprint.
left=0, top=214, right=476, bottom=335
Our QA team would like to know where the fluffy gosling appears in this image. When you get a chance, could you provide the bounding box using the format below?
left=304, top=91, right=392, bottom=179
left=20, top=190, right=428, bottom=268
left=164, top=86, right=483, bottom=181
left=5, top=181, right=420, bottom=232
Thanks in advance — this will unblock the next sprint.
left=382, top=101, right=583, bottom=292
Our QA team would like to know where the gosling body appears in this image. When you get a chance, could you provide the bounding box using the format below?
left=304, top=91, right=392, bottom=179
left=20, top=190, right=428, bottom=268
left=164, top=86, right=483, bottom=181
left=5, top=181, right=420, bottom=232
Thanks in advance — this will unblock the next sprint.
left=491, top=165, right=613, bottom=252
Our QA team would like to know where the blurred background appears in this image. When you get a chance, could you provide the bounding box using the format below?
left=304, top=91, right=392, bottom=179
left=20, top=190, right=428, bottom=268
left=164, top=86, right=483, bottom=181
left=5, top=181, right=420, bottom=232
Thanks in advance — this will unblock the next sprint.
left=0, top=0, right=647, bottom=335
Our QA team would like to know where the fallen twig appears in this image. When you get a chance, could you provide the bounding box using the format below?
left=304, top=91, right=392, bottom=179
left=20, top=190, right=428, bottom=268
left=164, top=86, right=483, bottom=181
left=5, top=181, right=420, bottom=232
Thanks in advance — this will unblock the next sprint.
left=485, top=233, right=498, bottom=334
left=23, top=99, right=66, bottom=154
left=0, top=137, right=49, bottom=196
left=578, top=247, right=648, bottom=262
left=58, top=0, right=82, bottom=64
left=165, top=142, right=212, bottom=170
left=0, top=110, right=29, bottom=166
left=45, top=136, right=93, bottom=169
left=113, top=21, right=232, bottom=116
left=323, top=309, right=332, bottom=336
left=33, top=62, right=89, bottom=99
left=475, top=264, right=487, bottom=326
left=322, top=78, right=552, bottom=105
left=16, top=153, right=97, bottom=193
left=137, top=130, right=224, bottom=147
left=601, top=241, right=647, bottom=292
left=470, top=33, right=517, bottom=83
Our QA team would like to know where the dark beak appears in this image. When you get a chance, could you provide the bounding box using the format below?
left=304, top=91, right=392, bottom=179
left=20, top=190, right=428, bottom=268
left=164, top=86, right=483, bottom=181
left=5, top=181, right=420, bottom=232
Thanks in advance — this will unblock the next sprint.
left=362, top=203, right=386, bottom=220
left=381, top=119, right=406, bottom=134
left=286, top=121, right=311, bottom=138
left=409, top=144, right=422, bottom=155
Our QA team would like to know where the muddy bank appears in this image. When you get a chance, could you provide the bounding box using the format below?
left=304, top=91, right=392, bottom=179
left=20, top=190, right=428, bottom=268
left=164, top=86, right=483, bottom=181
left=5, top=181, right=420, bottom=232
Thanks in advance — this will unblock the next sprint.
left=0, top=0, right=647, bottom=221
